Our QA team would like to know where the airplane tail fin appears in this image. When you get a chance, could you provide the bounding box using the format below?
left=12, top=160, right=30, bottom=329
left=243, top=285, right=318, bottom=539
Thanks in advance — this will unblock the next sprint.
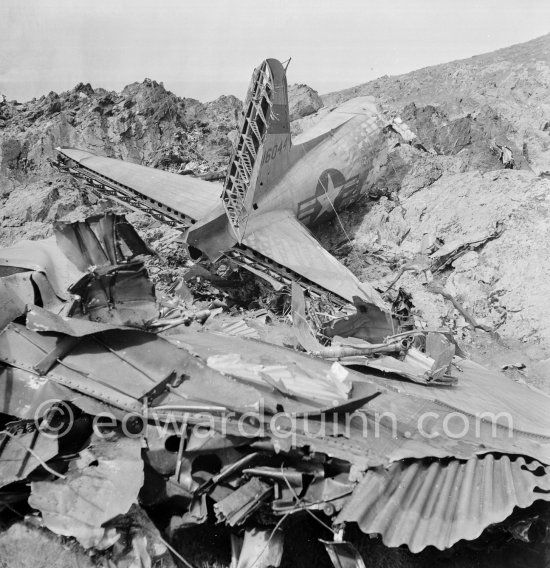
left=222, top=59, right=291, bottom=240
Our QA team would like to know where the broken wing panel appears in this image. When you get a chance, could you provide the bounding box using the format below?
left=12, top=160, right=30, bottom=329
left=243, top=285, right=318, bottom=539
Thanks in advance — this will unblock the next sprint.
left=365, top=358, right=550, bottom=440
left=0, top=237, right=83, bottom=300
left=57, top=148, right=221, bottom=222
left=241, top=211, right=389, bottom=311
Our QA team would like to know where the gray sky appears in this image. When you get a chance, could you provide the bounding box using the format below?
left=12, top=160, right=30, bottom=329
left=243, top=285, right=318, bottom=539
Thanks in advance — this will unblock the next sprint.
left=1, top=0, right=548, bottom=103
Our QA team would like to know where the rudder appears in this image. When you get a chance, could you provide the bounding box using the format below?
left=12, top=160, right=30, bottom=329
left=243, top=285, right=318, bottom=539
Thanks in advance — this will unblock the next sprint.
left=222, top=59, right=291, bottom=241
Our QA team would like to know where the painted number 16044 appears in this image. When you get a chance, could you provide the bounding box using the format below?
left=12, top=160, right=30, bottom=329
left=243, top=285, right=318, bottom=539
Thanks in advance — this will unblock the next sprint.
left=262, top=138, right=289, bottom=165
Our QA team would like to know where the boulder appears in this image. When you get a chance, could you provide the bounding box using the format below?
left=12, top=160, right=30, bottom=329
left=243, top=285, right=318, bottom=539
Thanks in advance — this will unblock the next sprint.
left=288, top=83, right=323, bottom=121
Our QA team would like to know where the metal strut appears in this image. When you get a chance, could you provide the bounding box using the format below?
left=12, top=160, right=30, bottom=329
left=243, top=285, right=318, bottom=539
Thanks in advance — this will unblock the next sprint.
left=226, top=247, right=348, bottom=307
left=51, top=156, right=190, bottom=230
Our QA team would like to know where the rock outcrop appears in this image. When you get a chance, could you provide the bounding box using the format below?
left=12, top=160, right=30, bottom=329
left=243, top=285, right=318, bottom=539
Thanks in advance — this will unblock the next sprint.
left=0, top=79, right=241, bottom=177
left=0, top=80, right=242, bottom=246
left=288, top=83, right=324, bottom=121
left=308, top=34, right=550, bottom=380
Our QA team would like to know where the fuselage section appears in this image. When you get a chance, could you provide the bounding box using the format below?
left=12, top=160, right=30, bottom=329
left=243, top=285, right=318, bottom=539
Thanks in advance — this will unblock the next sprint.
left=248, top=97, right=384, bottom=230
left=186, top=96, right=386, bottom=259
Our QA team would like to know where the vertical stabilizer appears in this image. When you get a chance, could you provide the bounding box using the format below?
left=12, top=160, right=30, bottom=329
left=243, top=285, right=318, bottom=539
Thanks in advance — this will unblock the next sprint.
left=222, top=59, right=291, bottom=241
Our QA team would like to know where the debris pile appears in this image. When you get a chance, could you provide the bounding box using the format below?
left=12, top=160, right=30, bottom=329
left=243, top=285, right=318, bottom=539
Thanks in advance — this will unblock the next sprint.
left=1, top=33, right=550, bottom=567
left=1, top=213, right=550, bottom=567
left=2, top=34, right=550, bottom=368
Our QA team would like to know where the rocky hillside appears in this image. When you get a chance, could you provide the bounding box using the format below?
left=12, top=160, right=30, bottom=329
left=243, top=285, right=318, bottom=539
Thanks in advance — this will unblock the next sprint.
left=1, top=34, right=550, bottom=385
left=309, top=33, right=550, bottom=382
left=323, top=33, right=550, bottom=175
left=0, top=77, right=324, bottom=246
left=0, top=79, right=243, bottom=245
left=0, top=79, right=240, bottom=175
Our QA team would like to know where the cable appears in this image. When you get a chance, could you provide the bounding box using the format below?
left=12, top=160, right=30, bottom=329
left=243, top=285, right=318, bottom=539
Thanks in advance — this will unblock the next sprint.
left=279, top=464, right=337, bottom=537
left=297, top=144, right=363, bottom=269
left=0, top=430, right=66, bottom=480
left=246, top=512, right=291, bottom=568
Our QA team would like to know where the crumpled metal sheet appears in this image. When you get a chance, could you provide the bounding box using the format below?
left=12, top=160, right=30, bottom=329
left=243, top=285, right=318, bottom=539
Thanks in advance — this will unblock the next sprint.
left=1, top=272, right=66, bottom=331
left=26, top=305, right=133, bottom=336
left=29, top=433, right=144, bottom=548
left=168, top=329, right=382, bottom=414
left=167, top=329, right=550, bottom=466
left=336, top=454, right=550, bottom=553
left=0, top=277, right=28, bottom=330
left=3, top=320, right=549, bottom=470
left=206, top=353, right=352, bottom=407
left=0, top=237, right=82, bottom=300
left=168, top=329, right=368, bottom=395
left=30, top=272, right=66, bottom=312
left=54, top=213, right=154, bottom=271
left=0, top=323, right=322, bottom=417
left=0, top=427, right=58, bottom=488
left=363, top=385, right=550, bottom=465
left=0, top=323, right=193, bottom=412
left=0, top=214, right=157, bottom=328
left=346, top=345, right=456, bottom=386
left=363, top=358, right=550, bottom=443
left=53, top=213, right=157, bottom=327
left=280, top=286, right=452, bottom=386
left=68, top=263, right=157, bottom=327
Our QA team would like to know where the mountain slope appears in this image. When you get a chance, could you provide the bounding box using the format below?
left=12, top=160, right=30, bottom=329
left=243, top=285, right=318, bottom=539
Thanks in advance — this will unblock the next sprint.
left=323, top=33, right=550, bottom=175
left=303, top=34, right=550, bottom=379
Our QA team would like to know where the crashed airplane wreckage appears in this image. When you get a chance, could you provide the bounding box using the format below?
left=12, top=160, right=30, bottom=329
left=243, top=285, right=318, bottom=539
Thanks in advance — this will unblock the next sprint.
left=1, top=213, right=550, bottom=565
left=53, top=59, right=410, bottom=319
left=0, top=57, right=546, bottom=566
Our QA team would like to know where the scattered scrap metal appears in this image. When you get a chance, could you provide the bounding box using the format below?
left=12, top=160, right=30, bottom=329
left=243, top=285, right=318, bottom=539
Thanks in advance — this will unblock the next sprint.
left=1, top=213, right=550, bottom=568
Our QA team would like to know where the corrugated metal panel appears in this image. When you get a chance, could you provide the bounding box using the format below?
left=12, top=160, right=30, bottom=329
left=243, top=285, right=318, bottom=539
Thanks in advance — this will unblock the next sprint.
left=337, top=454, right=550, bottom=553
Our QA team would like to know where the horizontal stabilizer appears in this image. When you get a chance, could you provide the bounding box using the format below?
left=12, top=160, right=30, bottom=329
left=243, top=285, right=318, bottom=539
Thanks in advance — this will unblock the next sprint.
left=57, top=148, right=220, bottom=223
left=241, top=211, right=389, bottom=313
